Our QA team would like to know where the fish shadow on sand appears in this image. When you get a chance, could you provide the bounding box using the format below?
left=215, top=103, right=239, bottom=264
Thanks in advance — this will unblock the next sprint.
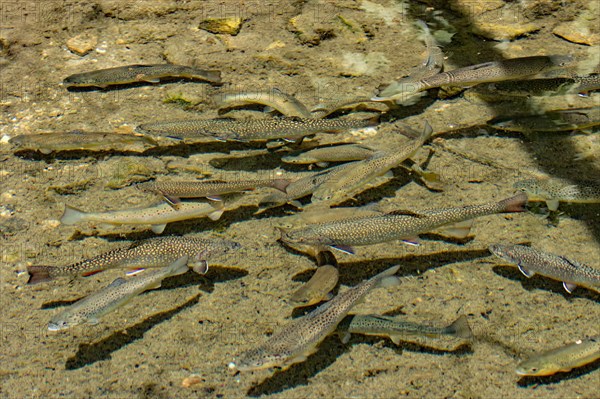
left=246, top=334, right=470, bottom=397
left=338, top=248, right=491, bottom=286
left=64, top=293, right=201, bottom=370
left=245, top=334, right=350, bottom=397
left=159, top=266, right=248, bottom=294
left=13, top=148, right=153, bottom=161
left=42, top=298, right=81, bottom=309
left=347, top=334, right=473, bottom=357
left=492, top=265, right=600, bottom=302
left=517, top=357, right=600, bottom=387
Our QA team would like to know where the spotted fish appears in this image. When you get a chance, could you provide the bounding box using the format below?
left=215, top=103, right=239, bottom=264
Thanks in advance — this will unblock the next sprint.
left=516, top=335, right=600, bottom=376
left=48, top=256, right=190, bottom=331
left=229, top=265, right=400, bottom=371
left=489, top=243, right=600, bottom=294
left=26, top=236, right=240, bottom=284
left=63, top=64, right=221, bottom=88
left=280, top=193, right=528, bottom=254
left=374, top=55, right=573, bottom=102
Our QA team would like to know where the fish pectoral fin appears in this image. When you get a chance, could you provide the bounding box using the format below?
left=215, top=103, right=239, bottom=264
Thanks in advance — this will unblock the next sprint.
left=340, top=332, right=351, bottom=344
left=545, top=199, right=560, bottom=211
left=401, top=237, right=421, bottom=246
left=125, top=268, right=146, bottom=276
left=147, top=281, right=163, bottom=290
left=438, top=220, right=474, bottom=239
left=151, top=224, right=167, bottom=234
left=88, top=318, right=100, bottom=325
left=385, top=209, right=427, bottom=218
left=563, top=282, right=577, bottom=294
left=208, top=209, right=224, bottom=221
left=143, top=78, right=161, bottom=83
left=206, top=195, right=223, bottom=202
left=330, top=244, right=355, bottom=255
left=323, top=292, right=334, bottom=301
left=316, top=162, right=329, bottom=168
left=517, top=264, right=535, bottom=278
left=163, top=195, right=182, bottom=208
left=191, top=260, right=209, bottom=274
left=390, top=335, right=402, bottom=345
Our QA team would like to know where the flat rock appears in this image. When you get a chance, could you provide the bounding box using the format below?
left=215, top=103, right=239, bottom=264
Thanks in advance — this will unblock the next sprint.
left=199, top=18, right=243, bottom=35
left=66, top=32, right=97, bottom=56
left=553, top=21, right=599, bottom=45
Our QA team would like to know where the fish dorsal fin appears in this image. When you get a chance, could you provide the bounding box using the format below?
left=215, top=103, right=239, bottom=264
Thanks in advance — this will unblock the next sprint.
left=385, top=209, right=427, bottom=217
left=108, top=277, right=128, bottom=288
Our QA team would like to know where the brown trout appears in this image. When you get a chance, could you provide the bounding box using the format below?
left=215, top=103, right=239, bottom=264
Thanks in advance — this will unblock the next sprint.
left=213, top=89, right=312, bottom=118
left=281, top=144, right=376, bottom=167
left=26, top=236, right=241, bottom=284
left=311, top=122, right=433, bottom=205
left=489, top=107, right=600, bottom=134
left=473, top=74, right=600, bottom=97
left=290, top=265, right=340, bottom=307
left=514, top=177, right=600, bottom=211
left=516, top=335, right=600, bottom=376
left=63, top=64, right=222, bottom=88
left=136, top=117, right=378, bottom=142
left=336, top=314, right=472, bottom=344
left=280, top=193, right=528, bottom=254
left=9, top=132, right=158, bottom=154
left=374, top=55, right=573, bottom=102
left=137, top=178, right=290, bottom=206
left=489, top=244, right=600, bottom=294
left=229, top=265, right=400, bottom=371
left=48, top=256, right=190, bottom=331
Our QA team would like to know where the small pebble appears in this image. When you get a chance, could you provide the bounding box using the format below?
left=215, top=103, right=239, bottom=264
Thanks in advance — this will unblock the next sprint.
left=181, top=374, right=202, bottom=388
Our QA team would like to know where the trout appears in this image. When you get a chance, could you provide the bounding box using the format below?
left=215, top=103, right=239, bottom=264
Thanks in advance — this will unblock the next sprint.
left=311, top=122, right=433, bottom=205
left=9, top=132, right=158, bottom=154
left=514, top=177, right=600, bottom=211
left=489, top=244, right=600, bottom=294
left=26, top=236, right=241, bottom=284
left=229, top=265, right=400, bottom=371
left=280, top=193, right=528, bottom=254
left=213, top=88, right=312, bottom=118
left=136, top=117, right=377, bottom=142
left=336, top=314, right=473, bottom=344
left=374, top=55, right=573, bottom=102
left=63, top=64, right=221, bottom=88
left=137, top=178, right=290, bottom=206
left=60, top=201, right=225, bottom=234
left=48, top=256, right=190, bottom=330
left=516, top=335, right=600, bottom=376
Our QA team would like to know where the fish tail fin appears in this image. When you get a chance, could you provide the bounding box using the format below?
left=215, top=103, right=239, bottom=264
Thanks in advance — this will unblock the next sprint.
left=60, top=205, right=87, bottom=225
left=205, top=70, right=223, bottom=84
left=271, top=179, right=291, bottom=194
left=444, top=315, right=473, bottom=339
left=498, top=192, right=528, bottom=213
left=165, top=255, right=190, bottom=277
left=26, top=266, right=53, bottom=284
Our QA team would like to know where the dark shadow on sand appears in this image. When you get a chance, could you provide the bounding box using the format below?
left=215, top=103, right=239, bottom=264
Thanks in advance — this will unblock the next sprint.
left=246, top=333, right=471, bottom=397
left=64, top=294, right=201, bottom=370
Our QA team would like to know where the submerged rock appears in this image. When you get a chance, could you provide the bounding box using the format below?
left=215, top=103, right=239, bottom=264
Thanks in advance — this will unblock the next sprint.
left=199, top=18, right=243, bottom=35
left=66, top=32, right=98, bottom=56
